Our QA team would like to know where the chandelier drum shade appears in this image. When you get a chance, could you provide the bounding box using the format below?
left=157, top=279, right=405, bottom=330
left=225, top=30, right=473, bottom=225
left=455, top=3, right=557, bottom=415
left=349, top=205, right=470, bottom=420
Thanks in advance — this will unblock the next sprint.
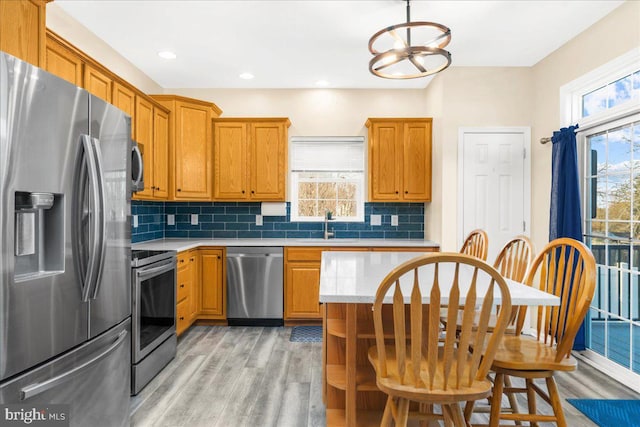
left=368, top=1, right=452, bottom=79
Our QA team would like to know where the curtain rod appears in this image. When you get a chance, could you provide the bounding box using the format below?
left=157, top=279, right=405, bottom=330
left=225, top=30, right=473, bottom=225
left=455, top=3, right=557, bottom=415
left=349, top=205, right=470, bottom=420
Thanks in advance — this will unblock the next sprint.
left=539, top=127, right=579, bottom=144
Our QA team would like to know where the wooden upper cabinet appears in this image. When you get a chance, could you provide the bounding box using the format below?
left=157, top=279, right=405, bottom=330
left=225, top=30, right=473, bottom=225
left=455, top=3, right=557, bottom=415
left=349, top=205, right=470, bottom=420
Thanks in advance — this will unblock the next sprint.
left=134, top=96, right=154, bottom=199
left=84, top=64, right=112, bottom=103
left=366, top=118, right=432, bottom=202
left=0, top=0, right=47, bottom=67
left=151, top=95, right=221, bottom=201
left=368, top=121, right=402, bottom=201
left=153, top=107, right=170, bottom=199
left=403, top=121, right=432, bottom=201
left=112, top=82, right=136, bottom=137
left=250, top=122, right=287, bottom=200
left=44, top=32, right=82, bottom=86
left=213, top=118, right=290, bottom=201
left=214, top=122, right=247, bottom=199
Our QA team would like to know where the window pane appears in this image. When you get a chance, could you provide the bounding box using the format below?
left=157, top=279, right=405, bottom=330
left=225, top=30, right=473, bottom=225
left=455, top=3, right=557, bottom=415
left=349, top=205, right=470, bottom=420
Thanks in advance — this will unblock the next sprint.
left=609, top=126, right=632, bottom=165
left=632, top=324, right=640, bottom=374
left=298, top=182, right=317, bottom=199
left=609, top=221, right=631, bottom=240
left=318, top=182, right=336, bottom=199
left=583, top=85, right=609, bottom=118
left=336, top=201, right=356, bottom=217
left=611, top=74, right=633, bottom=108
left=591, top=220, right=606, bottom=235
left=337, top=182, right=356, bottom=199
left=318, top=200, right=336, bottom=216
left=298, top=200, right=317, bottom=217
left=608, top=174, right=632, bottom=221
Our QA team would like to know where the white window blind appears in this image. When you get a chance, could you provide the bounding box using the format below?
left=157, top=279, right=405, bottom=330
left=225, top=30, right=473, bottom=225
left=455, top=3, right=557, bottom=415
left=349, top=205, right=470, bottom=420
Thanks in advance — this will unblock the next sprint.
left=290, top=137, right=364, bottom=172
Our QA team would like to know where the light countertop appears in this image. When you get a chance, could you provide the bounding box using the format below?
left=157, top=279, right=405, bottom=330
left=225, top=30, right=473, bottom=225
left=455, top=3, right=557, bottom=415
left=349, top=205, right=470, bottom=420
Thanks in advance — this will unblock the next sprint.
left=319, top=251, right=560, bottom=306
left=132, top=238, right=440, bottom=252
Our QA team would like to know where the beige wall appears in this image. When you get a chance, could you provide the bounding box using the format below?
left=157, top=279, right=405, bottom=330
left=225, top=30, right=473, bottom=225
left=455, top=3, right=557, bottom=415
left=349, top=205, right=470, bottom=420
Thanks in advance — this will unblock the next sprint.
left=529, top=0, right=640, bottom=252
left=46, top=4, right=163, bottom=94
left=165, top=88, right=429, bottom=138
left=424, top=67, right=534, bottom=250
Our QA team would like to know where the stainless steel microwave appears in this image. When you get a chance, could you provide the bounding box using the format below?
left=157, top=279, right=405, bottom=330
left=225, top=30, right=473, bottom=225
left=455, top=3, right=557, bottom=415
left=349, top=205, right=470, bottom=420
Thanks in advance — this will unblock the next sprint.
left=131, top=140, right=144, bottom=193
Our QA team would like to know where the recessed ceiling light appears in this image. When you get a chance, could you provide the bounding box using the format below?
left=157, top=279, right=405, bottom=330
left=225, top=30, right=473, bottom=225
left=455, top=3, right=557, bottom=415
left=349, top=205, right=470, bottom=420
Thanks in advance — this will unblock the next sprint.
left=157, top=51, right=176, bottom=60
left=239, top=72, right=255, bottom=80
left=315, top=80, right=330, bottom=87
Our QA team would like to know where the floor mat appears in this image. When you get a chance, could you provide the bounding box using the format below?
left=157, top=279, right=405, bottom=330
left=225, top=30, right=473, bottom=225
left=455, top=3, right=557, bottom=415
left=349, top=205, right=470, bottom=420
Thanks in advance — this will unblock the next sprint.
left=567, top=399, right=640, bottom=427
left=289, top=326, right=322, bottom=342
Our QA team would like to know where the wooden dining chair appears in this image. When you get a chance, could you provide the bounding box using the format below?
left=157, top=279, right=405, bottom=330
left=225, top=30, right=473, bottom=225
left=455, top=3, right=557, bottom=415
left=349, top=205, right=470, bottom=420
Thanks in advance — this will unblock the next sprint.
left=368, top=253, right=512, bottom=426
left=460, top=229, right=489, bottom=261
left=470, top=238, right=596, bottom=427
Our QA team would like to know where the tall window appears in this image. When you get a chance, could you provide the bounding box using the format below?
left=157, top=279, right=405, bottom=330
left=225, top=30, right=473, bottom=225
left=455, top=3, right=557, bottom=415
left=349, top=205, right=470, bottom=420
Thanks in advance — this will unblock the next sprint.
left=290, top=137, right=365, bottom=222
left=564, top=48, right=640, bottom=391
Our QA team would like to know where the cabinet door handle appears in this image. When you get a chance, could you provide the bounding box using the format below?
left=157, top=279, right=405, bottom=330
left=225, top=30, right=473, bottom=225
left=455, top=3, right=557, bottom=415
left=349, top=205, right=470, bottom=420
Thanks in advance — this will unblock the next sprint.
left=190, top=257, right=195, bottom=262
left=179, top=259, right=185, bottom=263
left=242, top=190, right=245, bottom=194
left=217, top=255, right=221, bottom=259
left=179, top=316, right=184, bottom=321
left=177, top=188, right=182, bottom=192
left=404, top=190, right=408, bottom=194
left=251, top=190, right=255, bottom=194
left=395, top=191, right=399, bottom=194
left=180, top=284, right=185, bottom=288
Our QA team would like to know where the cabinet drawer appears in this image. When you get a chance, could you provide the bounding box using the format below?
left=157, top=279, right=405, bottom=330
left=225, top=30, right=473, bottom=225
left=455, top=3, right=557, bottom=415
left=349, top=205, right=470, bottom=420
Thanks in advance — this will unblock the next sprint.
left=285, top=247, right=324, bottom=262
left=177, top=276, right=189, bottom=302
left=176, top=298, right=189, bottom=336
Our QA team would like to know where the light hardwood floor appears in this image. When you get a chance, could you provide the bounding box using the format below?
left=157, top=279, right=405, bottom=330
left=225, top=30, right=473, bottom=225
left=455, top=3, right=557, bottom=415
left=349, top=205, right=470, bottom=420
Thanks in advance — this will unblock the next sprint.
left=131, top=326, right=638, bottom=427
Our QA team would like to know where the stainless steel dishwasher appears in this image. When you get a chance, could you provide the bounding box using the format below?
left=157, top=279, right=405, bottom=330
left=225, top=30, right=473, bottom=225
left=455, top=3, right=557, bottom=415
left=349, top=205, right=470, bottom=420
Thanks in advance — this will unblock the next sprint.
left=226, top=247, right=284, bottom=326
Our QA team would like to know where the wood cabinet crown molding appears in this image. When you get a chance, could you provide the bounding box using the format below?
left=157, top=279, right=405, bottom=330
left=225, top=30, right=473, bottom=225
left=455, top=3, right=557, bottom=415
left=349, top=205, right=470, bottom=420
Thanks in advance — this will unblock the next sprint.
left=150, top=94, right=222, bottom=117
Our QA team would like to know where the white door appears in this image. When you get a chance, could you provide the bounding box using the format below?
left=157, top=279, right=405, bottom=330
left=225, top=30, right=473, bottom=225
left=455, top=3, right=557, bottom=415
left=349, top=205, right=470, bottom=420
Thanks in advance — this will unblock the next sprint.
left=459, top=128, right=530, bottom=262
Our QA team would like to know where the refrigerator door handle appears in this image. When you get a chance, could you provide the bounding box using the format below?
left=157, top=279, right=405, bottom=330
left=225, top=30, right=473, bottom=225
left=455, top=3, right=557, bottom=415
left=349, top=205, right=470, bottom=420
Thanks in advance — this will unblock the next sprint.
left=80, top=135, right=102, bottom=302
left=89, top=137, right=107, bottom=300
left=19, top=330, right=128, bottom=401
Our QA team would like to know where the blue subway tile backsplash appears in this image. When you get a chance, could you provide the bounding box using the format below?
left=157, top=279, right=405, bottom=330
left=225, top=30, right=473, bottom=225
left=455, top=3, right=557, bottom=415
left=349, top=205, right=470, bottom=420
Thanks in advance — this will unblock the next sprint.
left=131, top=201, right=424, bottom=243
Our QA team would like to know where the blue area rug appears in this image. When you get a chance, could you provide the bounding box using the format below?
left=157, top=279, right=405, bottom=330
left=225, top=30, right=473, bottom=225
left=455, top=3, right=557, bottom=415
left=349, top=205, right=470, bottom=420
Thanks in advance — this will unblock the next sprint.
left=567, top=399, right=640, bottom=427
left=290, top=326, right=322, bottom=343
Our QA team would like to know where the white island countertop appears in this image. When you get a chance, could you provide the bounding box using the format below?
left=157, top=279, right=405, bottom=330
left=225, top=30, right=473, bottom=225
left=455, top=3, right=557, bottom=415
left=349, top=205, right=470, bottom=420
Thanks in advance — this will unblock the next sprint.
left=319, top=251, right=560, bottom=306
left=132, top=238, right=439, bottom=252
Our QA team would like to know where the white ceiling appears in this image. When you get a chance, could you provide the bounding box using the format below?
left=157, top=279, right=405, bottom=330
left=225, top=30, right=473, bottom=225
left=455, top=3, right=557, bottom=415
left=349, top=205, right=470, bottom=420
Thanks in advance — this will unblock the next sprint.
left=55, top=0, right=623, bottom=89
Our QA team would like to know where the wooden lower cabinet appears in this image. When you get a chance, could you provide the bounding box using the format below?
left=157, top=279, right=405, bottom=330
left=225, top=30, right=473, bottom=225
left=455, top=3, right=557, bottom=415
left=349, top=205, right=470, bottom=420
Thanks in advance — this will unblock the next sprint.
left=200, top=248, right=226, bottom=318
left=176, top=249, right=200, bottom=335
left=176, top=248, right=226, bottom=335
left=284, top=246, right=438, bottom=322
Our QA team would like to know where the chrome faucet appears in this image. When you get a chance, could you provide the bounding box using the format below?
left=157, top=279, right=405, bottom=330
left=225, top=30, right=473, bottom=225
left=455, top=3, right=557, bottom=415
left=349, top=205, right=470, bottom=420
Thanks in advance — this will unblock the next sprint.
left=324, top=210, right=334, bottom=240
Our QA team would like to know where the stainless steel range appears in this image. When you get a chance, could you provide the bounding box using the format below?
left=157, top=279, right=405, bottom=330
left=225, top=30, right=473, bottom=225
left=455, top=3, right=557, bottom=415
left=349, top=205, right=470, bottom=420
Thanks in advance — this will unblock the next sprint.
left=131, top=249, right=177, bottom=395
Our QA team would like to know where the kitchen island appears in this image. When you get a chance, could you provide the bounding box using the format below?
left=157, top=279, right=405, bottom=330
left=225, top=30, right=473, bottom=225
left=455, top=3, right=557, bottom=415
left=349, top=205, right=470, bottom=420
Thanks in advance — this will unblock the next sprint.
left=319, top=251, right=560, bottom=427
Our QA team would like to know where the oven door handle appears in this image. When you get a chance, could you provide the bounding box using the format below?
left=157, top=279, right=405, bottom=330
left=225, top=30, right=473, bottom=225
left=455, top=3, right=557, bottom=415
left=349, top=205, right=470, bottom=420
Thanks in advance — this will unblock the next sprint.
left=136, top=259, right=176, bottom=281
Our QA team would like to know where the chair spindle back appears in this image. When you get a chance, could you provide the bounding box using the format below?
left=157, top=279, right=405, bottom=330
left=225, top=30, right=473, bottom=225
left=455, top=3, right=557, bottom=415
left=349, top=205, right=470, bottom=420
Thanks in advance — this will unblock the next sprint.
left=372, top=253, right=512, bottom=391
left=460, top=229, right=489, bottom=261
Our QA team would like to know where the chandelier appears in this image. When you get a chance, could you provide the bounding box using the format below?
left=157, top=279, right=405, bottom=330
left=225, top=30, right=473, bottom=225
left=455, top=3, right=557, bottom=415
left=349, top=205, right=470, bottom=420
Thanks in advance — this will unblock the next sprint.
left=368, top=0, right=452, bottom=79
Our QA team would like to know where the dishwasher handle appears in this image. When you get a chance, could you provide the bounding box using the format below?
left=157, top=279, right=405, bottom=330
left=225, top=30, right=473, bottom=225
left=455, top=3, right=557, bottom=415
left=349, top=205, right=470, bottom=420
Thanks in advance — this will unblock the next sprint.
left=227, top=253, right=283, bottom=258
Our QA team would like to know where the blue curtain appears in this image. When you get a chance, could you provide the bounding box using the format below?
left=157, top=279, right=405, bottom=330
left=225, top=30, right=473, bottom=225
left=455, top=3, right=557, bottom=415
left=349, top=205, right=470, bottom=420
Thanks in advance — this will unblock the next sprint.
left=549, top=124, right=586, bottom=350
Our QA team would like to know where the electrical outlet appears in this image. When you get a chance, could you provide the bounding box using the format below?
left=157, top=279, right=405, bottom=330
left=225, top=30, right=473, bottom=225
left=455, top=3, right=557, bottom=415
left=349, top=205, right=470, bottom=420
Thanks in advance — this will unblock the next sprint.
left=370, top=214, right=381, bottom=226
left=133, top=215, right=138, bottom=228
left=256, top=215, right=263, bottom=226
left=391, top=215, right=399, bottom=226
left=167, top=214, right=175, bottom=226
left=191, top=214, right=198, bottom=225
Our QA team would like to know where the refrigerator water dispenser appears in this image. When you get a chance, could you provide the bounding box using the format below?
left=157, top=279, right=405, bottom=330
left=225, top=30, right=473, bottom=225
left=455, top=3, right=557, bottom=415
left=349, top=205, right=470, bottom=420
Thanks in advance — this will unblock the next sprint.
left=14, top=191, right=64, bottom=280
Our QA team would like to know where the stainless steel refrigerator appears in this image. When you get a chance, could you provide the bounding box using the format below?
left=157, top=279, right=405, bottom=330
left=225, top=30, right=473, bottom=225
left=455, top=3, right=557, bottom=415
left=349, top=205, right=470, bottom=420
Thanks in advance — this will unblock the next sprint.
left=0, top=52, right=131, bottom=427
